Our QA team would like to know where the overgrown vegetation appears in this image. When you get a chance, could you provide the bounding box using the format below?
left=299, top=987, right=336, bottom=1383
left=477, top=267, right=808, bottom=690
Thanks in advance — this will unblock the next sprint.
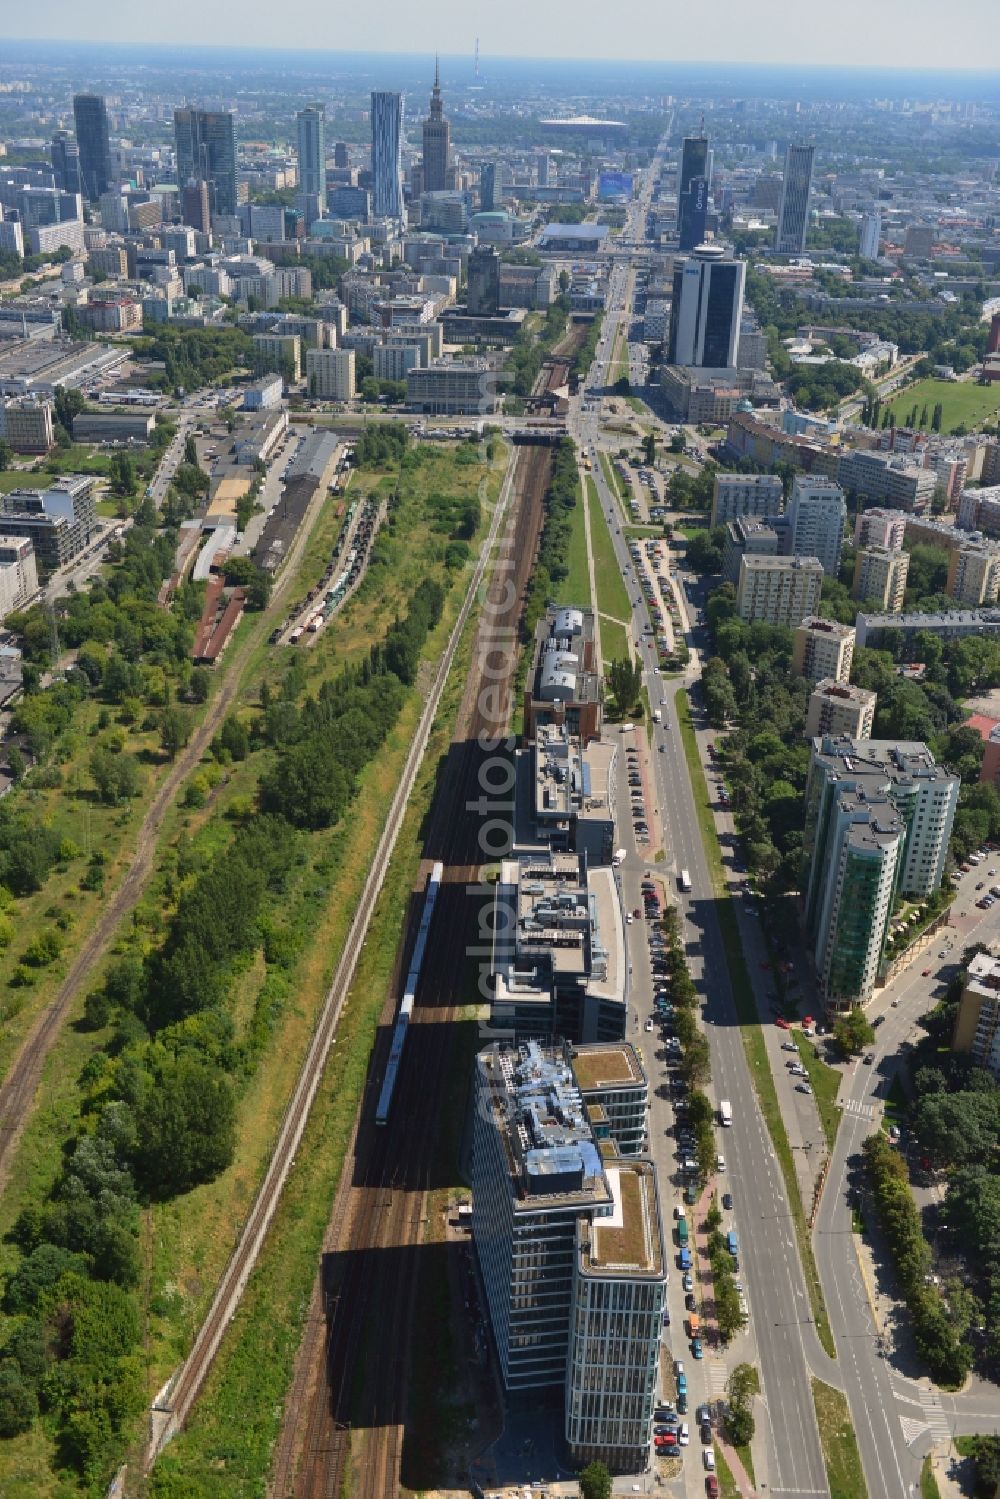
left=522, top=437, right=580, bottom=640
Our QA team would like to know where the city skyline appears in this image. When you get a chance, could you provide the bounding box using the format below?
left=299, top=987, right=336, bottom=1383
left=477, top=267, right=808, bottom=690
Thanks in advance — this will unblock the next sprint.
left=3, top=1, right=1000, bottom=70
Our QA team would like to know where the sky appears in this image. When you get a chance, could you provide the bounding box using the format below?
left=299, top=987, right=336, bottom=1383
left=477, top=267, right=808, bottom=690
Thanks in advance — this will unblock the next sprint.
left=4, top=0, right=1000, bottom=72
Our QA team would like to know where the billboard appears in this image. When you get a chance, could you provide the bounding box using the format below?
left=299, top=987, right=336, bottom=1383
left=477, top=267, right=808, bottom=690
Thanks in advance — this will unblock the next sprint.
left=597, top=171, right=634, bottom=202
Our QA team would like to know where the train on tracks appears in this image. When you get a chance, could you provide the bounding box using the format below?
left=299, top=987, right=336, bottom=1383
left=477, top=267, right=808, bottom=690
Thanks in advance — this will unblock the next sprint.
left=374, top=860, right=443, bottom=1126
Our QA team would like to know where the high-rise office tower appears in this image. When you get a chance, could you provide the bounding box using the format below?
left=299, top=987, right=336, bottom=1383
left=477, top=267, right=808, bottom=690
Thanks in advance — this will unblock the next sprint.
left=480, top=161, right=506, bottom=212
left=859, top=208, right=881, bottom=261
left=370, top=91, right=405, bottom=220
left=775, top=142, right=815, bottom=253
left=676, top=133, right=709, bottom=229
left=181, top=179, right=211, bottom=234
left=296, top=104, right=327, bottom=223
left=467, top=244, right=501, bottom=315
left=174, top=107, right=238, bottom=219
left=51, top=131, right=81, bottom=196
left=333, top=141, right=349, bottom=170
left=536, top=151, right=550, bottom=187
left=421, top=58, right=451, bottom=194
left=666, top=244, right=745, bottom=368
left=677, top=174, right=708, bottom=252
left=73, top=94, right=113, bottom=202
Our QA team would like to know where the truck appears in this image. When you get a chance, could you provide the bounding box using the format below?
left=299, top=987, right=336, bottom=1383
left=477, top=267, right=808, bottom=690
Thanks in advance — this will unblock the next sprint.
left=677, top=1217, right=690, bottom=1247
left=719, top=1100, right=732, bottom=1128
left=679, top=869, right=692, bottom=892
left=726, top=1230, right=739, bottom=1259
left=653, top=708, right=662, bottom=724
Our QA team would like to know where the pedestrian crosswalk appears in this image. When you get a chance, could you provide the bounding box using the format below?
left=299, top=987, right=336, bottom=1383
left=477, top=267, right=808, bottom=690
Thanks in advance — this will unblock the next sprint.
left=841, top=1097, right=879, bottom=1121
left=894, top=1386, right=952, bottom=1447
left=919, top=1391, right=952, bottom=1443
left=706, top=1358, right=728, bottom=1396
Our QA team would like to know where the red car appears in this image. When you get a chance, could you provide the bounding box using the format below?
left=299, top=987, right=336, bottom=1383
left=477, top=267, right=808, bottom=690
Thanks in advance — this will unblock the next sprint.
left=634, top=907, right=643, bottom=919
left=922, top=968, right=931, bottom=977
left=655, top=1432, right=678, bottom=1448
left=775, top=1017, right=790, bottom=1030
left=706, top=1478, right=719, bottom=1498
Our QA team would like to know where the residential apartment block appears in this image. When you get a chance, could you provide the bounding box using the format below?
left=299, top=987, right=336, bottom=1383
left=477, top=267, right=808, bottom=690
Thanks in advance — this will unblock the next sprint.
left=854, top=507, right=907, bottom=552
left=305, top=347, right=356, bottom=401
left=791, top=616, right=856, bottom=684
left=735, top=553, right=824, bottom=627
left=853, top=545, right=909, bottom=612
left=710, top=471, right=784, bottom=529
left=947, top=542, right=1000, bottom=607
left=804, top=679, right=877, bottom=741
left=0, top=535, right=39, bottom=618
left=952, top=952, right=1000, bottom=1081
left=786, top=474, right=847, bottom=577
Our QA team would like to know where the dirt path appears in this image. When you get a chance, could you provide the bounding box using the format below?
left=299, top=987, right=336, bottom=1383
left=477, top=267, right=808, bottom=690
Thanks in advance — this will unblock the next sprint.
left=0, top=471, right=332, bottom=1194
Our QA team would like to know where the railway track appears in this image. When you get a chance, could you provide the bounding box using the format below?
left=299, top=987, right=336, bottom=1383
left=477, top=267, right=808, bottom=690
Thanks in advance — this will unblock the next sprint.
left=140, top=439, right=522, bottom=1484
left=273, top=438, right=551, bottom=1499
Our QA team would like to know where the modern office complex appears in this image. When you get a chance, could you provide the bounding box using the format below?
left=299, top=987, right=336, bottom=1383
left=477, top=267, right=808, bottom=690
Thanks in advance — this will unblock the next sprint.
left=472, top=1041, right=665, bottom=1471
left=467, top=244, right=501, bottom=315
left=735, top=554, right=824, bottom=627
left=853, top=544, right=910, bottom=612
left=174, top=107, right=238, bottom=218
left=523, top=606, right=602, bottom=743
left=803, top=737, right=959, bottom=1008
left=0, top=478, right=97, bottom=571
left=952, top=952, right=1000, bottom=1082
left=489, top=851, right=626, bottom=1044
left=421, top=58, right=451, bottom=193
left=370, top=91, right=405, bottom=220
left=72, top=93, right=113, bottom=202
left=804, top=680, right=877, bottom=741
left=859, top=209, right=882, bottom=261
left=775, top=143, right=815, bottom=253
left=710, top=471, right=784, bottom=528
left=0, top=396, right=54, bottom=455
left=792, top=616, right=856, bottom=683
left=666, top=245, right=745, bottom=369
left=677, top=174, right=708, bottom=253
left=296, top=104, right=327, bottom=222
left=786, top=474, right=846, bottom=577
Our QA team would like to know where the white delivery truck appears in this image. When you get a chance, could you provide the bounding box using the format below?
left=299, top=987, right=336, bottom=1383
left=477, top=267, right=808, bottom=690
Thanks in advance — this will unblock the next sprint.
left=719, top=1100, right=733, bottom=1127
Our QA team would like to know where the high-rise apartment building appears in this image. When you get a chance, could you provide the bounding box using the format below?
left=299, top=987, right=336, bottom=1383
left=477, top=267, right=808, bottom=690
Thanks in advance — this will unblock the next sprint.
left=803, top=737, right=959, bottom=1008
left=710, top=471, right=784, bottom=528
left=952, top=952, right=1000, bottom=1081
left=786, top=474, right=846, bottom=577
left=667, top=245, right=745, bottom=369
left=305, top=347, right=355, bottom=401
left=51, top=131, right=81, bottom=196
left=174, top=108, right=238, bottom=218
left=804, top=680, right=877, bottom=742
left=859, top=209, right=881, bottom=261
left=676, top=134, right=709, bottom=228
left=775, top=143, right=815, bottom=254
left=472, top=1041, right=665, bottom=1472
left=854, top=507, right=907, bottom=552
left=370, top=91, right=405, bottom=220
left=296, top=104, right=326, bottom=222
left=791, top=616, right=856, bottom=683
left=735, top=554, right=824, bottom=627
left=853, top=544, right=910, bottom=612
left=947, top=542, right=1000, bottom=607
left=73, top=94, right=113, bottom=202
left=421, top=58, right=451, bottom=194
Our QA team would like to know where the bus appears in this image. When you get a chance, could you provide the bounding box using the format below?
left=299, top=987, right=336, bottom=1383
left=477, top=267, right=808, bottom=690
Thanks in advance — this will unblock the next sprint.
left=679, top=869, right=692, bottom=892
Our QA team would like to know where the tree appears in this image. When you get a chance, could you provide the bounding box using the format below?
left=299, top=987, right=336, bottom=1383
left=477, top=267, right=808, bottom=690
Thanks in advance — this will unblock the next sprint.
left=189, top=666, right=211, bottom=703
left=132, top=1054, right=236, bottom=1197
left=606, top=655, right=643, bottom=719
left=0, top=1363, right=38, bottom=1438
left=159, top=706, right=190, bottom=760
left=0, top=439, right=12, bottom=471
left=579, top=1460, right=612, bottom=1499
left=183, top=433, right=198, bottom=467
left=833, top=1008, right=875, bottom=1057
left=6, top=746, right=25, bottom=782
left=725, top=1362, right=757, bottom=1446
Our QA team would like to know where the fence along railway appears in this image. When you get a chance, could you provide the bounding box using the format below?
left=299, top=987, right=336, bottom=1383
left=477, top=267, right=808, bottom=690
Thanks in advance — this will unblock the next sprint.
left=271, top=436, right=552, bottom=1498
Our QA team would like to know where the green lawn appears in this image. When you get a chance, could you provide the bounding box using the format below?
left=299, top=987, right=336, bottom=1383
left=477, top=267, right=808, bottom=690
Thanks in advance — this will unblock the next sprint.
left=713, top=1443, right=741, bottom=1499
left=600, top=616, right=630, bottom=664
left=920, top=1454, right=942, bottom=1499
left=552, top=474, right=591, bottom=608
left=811, top=1378, right=868, bottom=1499
left=885, top=377, right=1000, bottom=434
left=0, top=471, right=52, bottom=492
left=586, top=478, right=632, bottom=623
left=794, top=1032, right=844, bottom=1153
left=676, top=693, right=835, bottom=1358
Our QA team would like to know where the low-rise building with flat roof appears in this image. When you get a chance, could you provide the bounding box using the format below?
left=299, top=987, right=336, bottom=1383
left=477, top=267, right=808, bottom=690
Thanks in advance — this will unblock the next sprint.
left=72, top=410, right=156, bottom=444
left=523, top=605, right=602, bottom=744
left=855, top=607, right=1000, bottom=651
left=570, top=1041, right=648, bottom=1155
left=405, top=359, right=500, bottom=414
left=530, top=722, right=616, bottom=866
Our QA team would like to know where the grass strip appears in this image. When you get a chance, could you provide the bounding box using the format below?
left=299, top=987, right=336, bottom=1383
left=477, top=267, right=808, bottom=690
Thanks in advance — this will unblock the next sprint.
left=598, top=449, right=623, bottom=509
left=811, top=1378, right=869, bottom=1499
left=713, top=1442, right=741, bottom=1499
left=676, top=692, right=836, bottom=1359
left=586, top=477, right=633, bottom=623
left=920, top=1453, right=942, bottom=1499
left=552, top=468, right=592, bottom=608
left=600, top=616, right=630, bottom=666
left=794, top=1032, right=844, bottom=1154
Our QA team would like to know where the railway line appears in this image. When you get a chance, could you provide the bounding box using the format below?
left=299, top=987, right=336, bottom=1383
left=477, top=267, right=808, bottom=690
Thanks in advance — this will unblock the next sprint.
left=271, top=437, right=551, bottom=1499
left=141, top=437, right=523, bottom=1485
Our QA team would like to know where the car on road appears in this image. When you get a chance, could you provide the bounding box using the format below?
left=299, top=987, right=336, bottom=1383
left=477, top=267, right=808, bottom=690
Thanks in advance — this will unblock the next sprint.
left=645, top=1018, right=654, bottom=1032
left=691, top=1337, right=703, bottom=1358
left=706, top=1476, right=719, bottom=1498
left=722, top=1192, right=733, bottom=1210
left=775, top=1017, right=791, bottom=1030
left=795, top=1082, right=813, bottom=1094
left=703, top=1449, right=716, bottom=1471
left=685, top=1292, right=697, bottom=1312
left=626, top=913, right=633, bottom=924
left=700, top=1420, right=713, bottom=1445
left=863, top=1052, right=875, bottom=1065
left=781, top=1040, right=798, bottom=1052
left=716, top=1154, right=726, bottom=1172
left=655, top=1432, right=677, bottom=1448
left=682, top=1272, right=694, bottom=1292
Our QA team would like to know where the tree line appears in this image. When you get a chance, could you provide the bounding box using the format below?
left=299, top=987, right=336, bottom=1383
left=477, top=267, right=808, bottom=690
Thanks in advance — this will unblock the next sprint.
left=522, top=437, right=580, bottom=641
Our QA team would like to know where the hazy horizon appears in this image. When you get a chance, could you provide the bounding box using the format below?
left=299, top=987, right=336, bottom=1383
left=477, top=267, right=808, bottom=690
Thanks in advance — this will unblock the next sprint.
left=2, top=0, right=999, bottom=75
